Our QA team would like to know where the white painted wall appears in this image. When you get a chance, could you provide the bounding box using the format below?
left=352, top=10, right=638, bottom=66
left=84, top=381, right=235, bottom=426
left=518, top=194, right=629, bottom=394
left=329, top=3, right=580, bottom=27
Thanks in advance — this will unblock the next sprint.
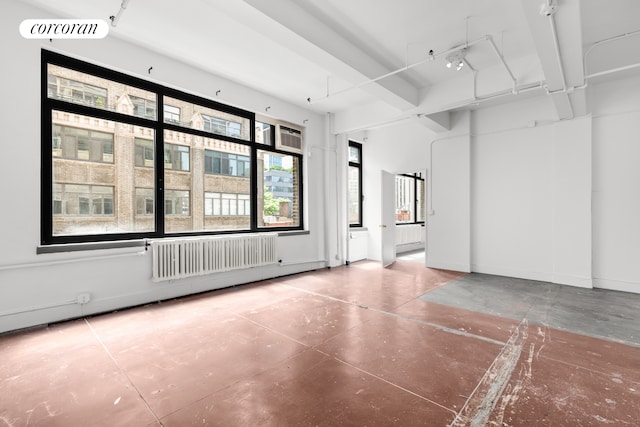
left=0, top=2, right=332, bottom=333
left=359, top=82, right=638, bottom=294
left=471, top=96, right=592, bottom=287
left=426, top=111, right=471, bottom=272
left=591, top=75, right=640, bottom=293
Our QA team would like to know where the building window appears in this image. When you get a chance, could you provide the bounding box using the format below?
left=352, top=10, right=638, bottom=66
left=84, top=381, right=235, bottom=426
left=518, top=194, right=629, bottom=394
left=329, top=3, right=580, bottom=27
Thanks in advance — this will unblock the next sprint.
left=395, top=173, right=425, bottom=224
left=202, top=114, right=242, bottom=138
left=42, top=51, right=303, bottom=245
left=348, top=141, right=363, bottom=227
left=204, top=193, right=250, bottom=216
left=165, top=190, right=190, bottom=216
left=164, top=144, right=190, bottom=171
left=130, top=95, right=156, bottom=119
left=135, top=188, right=154, bottom=215
left=53, top=125, right=114, bottom=163
left=134, top=138, right=154, bottom=167
left=47, top=75, right=107, bottom=108
left=52, top=184, right=114, bottom=216
left=164, top=105, right=180, bottom=124
left=204, top=150, right=250, bottom=177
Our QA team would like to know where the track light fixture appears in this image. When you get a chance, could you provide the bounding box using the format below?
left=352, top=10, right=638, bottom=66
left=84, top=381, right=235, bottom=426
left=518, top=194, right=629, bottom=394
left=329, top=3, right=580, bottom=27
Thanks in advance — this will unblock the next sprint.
left=445, top=47, right=467, bottom=71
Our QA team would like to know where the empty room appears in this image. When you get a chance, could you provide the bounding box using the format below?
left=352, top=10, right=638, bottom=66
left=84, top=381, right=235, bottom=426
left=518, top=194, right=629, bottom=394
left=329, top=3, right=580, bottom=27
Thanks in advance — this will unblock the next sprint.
left=1, top=0, right=639, bottom=425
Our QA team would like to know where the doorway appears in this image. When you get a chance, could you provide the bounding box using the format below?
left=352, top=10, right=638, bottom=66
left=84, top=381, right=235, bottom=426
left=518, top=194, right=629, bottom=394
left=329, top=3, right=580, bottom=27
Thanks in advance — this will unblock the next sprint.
left=382, top=170, right=428, bottom=267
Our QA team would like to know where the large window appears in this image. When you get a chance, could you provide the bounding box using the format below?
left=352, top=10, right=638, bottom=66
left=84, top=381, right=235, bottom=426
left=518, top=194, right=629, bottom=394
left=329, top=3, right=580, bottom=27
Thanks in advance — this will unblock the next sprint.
left=395, top=173, right=425, bottom=224
left=42, top=50, right=304, bottom=245
left=348, top=141, right=363, bottom=227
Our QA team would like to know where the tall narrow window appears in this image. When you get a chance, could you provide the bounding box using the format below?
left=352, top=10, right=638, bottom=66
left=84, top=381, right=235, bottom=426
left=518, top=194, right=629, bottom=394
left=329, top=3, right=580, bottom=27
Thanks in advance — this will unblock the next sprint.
left=395, top=173, right=425, bottom=225
left=348, top=141, right=363, bottom=227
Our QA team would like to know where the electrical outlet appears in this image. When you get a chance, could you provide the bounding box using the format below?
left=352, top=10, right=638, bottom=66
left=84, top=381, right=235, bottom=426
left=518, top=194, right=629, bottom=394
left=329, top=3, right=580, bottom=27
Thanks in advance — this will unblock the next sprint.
left=76, top=293, right=91, bottom=304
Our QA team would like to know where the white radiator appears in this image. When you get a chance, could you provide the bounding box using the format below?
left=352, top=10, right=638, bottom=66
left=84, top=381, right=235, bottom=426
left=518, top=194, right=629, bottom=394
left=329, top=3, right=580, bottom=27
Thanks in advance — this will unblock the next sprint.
left=151, top=234, right=277, bottom=282
left=396, top=224, right=424, bottom=246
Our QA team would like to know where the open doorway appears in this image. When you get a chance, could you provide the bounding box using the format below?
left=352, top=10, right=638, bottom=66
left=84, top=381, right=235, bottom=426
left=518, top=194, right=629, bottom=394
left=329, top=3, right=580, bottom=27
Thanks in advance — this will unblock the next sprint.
left=394, top=171, right=427, bottom=265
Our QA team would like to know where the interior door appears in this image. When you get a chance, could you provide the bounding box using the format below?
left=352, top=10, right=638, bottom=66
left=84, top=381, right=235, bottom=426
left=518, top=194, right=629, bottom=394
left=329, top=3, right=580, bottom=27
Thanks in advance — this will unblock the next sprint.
left=381, top=170, right=396, bottom=267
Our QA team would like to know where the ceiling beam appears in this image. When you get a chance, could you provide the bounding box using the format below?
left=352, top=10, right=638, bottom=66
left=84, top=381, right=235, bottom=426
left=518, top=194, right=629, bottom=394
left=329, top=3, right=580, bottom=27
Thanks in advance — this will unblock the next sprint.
left=241, top=0, right=419, bottom=111
left=416, top=111, right=451, bottom=133
left=520, top=0, right=586, bottom=119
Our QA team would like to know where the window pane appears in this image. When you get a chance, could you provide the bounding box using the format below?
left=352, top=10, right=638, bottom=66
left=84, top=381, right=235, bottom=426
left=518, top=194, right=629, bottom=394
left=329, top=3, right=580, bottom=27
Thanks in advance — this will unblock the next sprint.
left=164, top=96, right=250, bottom=141
left=395, top=175, right=415, bottom=223
left=349, top=145, right=360, bottom=163
left=348, top=166, right=361, bottom=225
left=51, top=111, right=155, bottom=236
left=164, top=130, right=251, bottom=233
left=255, top=122, right=272, bottom=145
left=48, top=64, right=156, bottom=119
left=258, top=151, right=300, bottom=228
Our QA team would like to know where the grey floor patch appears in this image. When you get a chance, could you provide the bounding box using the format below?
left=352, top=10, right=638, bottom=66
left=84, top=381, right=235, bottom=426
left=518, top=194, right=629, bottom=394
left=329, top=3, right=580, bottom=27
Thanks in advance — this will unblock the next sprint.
left=420, top=273, right=640, bottom=346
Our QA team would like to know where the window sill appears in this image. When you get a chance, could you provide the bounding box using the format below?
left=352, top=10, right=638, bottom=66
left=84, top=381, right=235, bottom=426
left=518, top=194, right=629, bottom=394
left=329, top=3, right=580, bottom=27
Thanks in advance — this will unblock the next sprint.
left=37, top=239, right=146, bottom=254
left=277, top=230, right=310, bottom=237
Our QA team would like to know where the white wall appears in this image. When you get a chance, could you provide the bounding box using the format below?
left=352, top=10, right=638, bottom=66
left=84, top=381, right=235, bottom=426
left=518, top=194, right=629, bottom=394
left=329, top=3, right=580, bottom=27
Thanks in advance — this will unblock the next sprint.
left=591, top=75, right=640, bottom=293
left=471, top=97, right=592, bottom=286
left=358, top=79, right=639, bottom=294
left=426, top=111, right=471, bottom=272
left=0, top=2, right=332, bottom=333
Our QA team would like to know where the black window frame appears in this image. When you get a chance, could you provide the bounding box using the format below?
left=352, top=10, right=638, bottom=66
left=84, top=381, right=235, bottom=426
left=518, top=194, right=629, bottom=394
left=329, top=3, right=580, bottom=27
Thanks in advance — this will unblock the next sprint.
left=395, top=173, right=425, bottom=226
left=348, top=141, right=363, bottom=228
left=41, top=49, right=304, bottom=245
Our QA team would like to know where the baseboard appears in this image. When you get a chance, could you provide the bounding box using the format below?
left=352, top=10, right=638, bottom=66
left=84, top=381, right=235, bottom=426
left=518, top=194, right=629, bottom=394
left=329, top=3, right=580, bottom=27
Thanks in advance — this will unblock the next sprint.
left=552, top=274, right=593, bottom=289
left=593, top=278, right=640, bottom=294
left=471, top=264, right=593, bottom=288
left=426, top=259, right=471, bottom=273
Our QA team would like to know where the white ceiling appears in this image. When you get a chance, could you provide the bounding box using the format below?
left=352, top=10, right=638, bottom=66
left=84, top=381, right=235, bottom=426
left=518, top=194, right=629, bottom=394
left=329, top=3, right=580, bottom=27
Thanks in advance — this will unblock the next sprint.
left=21, top=0, right=640, bottom=130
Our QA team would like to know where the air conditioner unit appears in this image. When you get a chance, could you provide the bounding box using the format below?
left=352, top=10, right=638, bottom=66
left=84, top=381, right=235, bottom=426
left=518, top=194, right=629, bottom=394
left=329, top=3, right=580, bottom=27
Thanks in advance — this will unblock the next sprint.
left=276, top=124, right=303, bottom=154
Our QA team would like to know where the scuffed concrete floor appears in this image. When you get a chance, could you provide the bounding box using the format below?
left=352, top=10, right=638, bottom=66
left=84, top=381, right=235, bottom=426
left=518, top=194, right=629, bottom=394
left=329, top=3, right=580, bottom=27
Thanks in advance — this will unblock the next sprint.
left=1, top=260, right=638, bottom=426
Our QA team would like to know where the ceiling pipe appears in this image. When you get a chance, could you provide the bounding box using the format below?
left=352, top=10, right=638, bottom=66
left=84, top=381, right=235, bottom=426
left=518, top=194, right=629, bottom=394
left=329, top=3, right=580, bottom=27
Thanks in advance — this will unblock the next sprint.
left=586, top=62, right=640, bottom=80
left=485, top=35, right=518, bottom=93
left=110, top=0, right=131, bottom=27
left=583, top=29, right=640, bottom=82
left=307, top=34, right=517, bottom=104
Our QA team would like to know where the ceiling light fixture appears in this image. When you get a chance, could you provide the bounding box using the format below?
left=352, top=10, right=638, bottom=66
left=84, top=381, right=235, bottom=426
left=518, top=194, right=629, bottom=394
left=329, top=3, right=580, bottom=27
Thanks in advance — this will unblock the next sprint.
left=445, top=48, right=467, bottom=71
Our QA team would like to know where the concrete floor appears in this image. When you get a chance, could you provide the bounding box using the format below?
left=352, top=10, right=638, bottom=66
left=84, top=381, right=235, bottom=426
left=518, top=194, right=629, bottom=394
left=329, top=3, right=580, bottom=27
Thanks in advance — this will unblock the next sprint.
left=1, top=260, right=638, bottom=426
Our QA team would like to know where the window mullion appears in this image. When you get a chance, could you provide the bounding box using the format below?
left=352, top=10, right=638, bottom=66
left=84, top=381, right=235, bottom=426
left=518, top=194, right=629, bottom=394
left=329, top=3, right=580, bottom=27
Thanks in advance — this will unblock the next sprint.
left=155, top=94, right=165, bottom=237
